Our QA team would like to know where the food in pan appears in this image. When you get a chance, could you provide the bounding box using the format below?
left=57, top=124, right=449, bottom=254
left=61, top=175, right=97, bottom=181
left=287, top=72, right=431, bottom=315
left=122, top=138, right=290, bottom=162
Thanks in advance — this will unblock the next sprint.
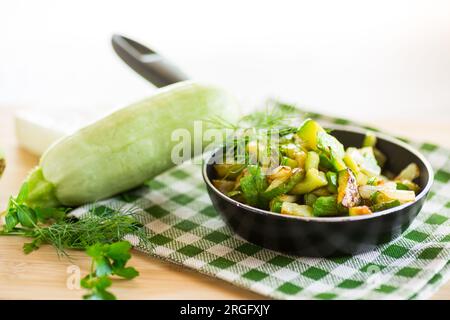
left=213, top=119, right=420, bottom=217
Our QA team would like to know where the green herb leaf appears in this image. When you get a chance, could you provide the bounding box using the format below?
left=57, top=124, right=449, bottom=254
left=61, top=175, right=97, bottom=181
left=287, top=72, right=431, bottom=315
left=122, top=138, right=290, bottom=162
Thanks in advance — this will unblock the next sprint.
left=23, top=238, right=42, bottom=254
left=4, top=212, right=18, bottom=231
left=1, top=202, right=142, bottom=300
left=113, top=266, right=139, bottom=280
left=96, top=257, right=114, bottom=277
left=81, top=275, right=116, bottom=300
left=107, top=241, right=132, bottom=263
left=35, top=207, right=67, bottom=223
left=83, top=289, right=116, bottom=300
left=80, top=273, right=97, bottom=289
left=93, top=276, right=113, bottom=291
left=16, top=205, right=37, bottom=228
left=86, top=243, right=107, bottom=259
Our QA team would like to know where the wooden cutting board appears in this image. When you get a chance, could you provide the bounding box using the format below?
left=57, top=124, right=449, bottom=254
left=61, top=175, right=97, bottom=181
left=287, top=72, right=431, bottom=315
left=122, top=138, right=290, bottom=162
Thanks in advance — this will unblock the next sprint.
left=0, top=108, right=448, bottom=300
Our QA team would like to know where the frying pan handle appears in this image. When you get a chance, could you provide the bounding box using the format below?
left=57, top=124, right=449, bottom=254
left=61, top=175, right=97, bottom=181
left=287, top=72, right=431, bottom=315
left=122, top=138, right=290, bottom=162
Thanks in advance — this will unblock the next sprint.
left=112, top=34, right=189, bottom=88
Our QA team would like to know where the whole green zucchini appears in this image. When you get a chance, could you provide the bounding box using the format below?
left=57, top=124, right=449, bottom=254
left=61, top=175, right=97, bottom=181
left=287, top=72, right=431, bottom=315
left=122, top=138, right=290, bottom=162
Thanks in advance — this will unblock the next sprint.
left=23, top=81, right=241, bottom=208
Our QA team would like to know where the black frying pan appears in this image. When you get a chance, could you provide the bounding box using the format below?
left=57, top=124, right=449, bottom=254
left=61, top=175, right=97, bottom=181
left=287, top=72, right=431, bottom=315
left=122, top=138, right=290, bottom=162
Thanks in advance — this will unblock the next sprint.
left=203, top=129, right=433, bottom=256
left=112, top=35, right=434, bottom=257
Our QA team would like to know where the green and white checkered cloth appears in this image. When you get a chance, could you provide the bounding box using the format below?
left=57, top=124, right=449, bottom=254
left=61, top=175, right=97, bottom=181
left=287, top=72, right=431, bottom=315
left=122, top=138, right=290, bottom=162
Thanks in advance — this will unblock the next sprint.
left=73, top=111, right=450, bottom=300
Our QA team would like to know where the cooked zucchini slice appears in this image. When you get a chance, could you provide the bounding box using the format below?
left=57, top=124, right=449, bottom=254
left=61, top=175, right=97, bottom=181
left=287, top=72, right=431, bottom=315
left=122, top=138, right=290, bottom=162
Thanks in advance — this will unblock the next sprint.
left=305, top=151, right=320, bottom=171
left=349, top=206, right=372, bottom=216
left=313, top=195, right=339, bottom=217
left=281, top=202, right=313, bottom=217
left=296, top=118, right=324, bottom=150
left=214, top=163, right=245, bottom=179
left=263, top=168, right=304, bottom=201
left=370, top=200, right=401, bottom=212
left=395, top=163, right=420, bottom=181
left=290, top=168, right=328, bottom=194
left=337, top=169, right=360, bottom=208
left=212, top=180, right=236, bottom=194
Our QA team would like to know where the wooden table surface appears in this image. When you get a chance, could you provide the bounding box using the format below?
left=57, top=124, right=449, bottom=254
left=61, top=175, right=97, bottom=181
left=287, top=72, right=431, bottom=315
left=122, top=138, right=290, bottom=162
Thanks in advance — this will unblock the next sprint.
left=0, top=109, right=449, bottom=300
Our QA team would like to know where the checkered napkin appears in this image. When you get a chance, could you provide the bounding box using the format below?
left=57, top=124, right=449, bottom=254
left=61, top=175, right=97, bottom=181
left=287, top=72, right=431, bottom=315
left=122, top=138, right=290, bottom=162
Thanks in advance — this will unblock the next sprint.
left=73, top=111, right=450, bottom=300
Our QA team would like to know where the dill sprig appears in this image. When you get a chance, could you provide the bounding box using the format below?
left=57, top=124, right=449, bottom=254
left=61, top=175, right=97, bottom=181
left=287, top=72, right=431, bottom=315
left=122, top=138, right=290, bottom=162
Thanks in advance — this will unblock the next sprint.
left=1, top=183, right=146, bottom=299
left=205, top=100, right=302, bottom=132
left=205, top=101, right=303, bottom=166
left=6, top=207, right=147, bottom=258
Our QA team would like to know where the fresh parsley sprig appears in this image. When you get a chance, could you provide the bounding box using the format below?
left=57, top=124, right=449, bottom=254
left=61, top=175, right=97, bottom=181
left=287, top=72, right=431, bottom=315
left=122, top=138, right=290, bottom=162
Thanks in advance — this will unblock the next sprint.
left=1, top=182, right=144, bottom=300
left=3, top=182, right=67, bottom=233
left=81, top=241, right=139, bottom=300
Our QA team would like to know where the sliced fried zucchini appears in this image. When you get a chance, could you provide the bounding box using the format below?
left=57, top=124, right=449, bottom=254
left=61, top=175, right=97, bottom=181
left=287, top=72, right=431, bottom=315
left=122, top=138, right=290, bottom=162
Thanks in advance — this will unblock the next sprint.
left=281, top=143, right=300, bottom=159
left=346, top=147, right=381, bottom=177
left=214, top=163, right=245, bottom=179
left=395, top=163, right=420, bottom=181
left=281, top=202, right=313, bottom=217
left=296, top=118, right=324, bottom=150
left=294, top=150, right=308, bottom=169
left=362, top=132, right=377, bottom=148
left=263, top=168, right=304, bottom=200
left=337, top=169, right=360, bottom=208
left=281, top=156, right=298, bottom=169
left=313, top=195, right=339, bottom=217
left=290, top=168, right=328, bottom=194
left=349, top=206, right=372, bottom=216
left=396, top=180, right=420, bottom=192
left=304, top=193, right=318, bottom=207
left=239, top=165, right=268, bottom=207
left=368, top=188, right=415, bottom=204
left=305, top=151, right=320, bottom=171
left=358, top=184, right=397, bottom=199
left=212, top=180, right=236, bottom=194
left=370, top=200, right=401, bottom=212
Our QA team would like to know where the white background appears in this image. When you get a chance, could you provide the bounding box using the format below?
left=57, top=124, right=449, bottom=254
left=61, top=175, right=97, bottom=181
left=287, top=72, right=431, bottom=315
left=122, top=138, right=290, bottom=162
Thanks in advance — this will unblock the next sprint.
left=1, top=0, right=450, bottom=124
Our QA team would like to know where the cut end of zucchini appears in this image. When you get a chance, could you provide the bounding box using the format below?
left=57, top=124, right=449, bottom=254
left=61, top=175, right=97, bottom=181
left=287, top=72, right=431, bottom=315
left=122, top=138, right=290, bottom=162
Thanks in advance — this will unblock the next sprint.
left=21, top=167, right=61, bottom=209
